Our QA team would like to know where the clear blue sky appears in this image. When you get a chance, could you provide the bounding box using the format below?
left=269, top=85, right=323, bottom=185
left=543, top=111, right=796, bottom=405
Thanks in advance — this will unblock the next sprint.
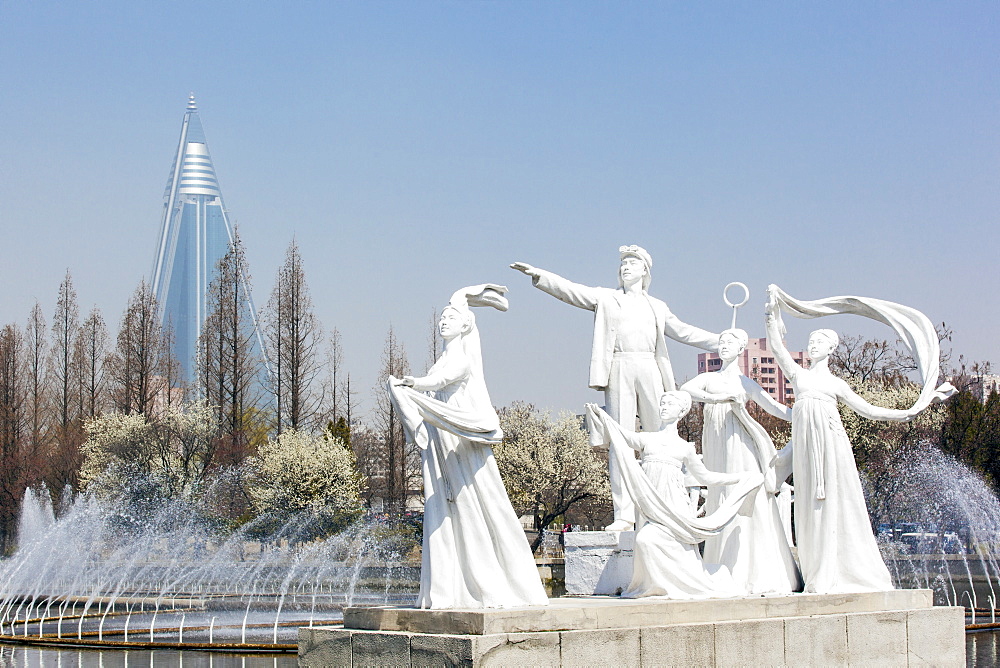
left=1, top=1, right=997, bottom=417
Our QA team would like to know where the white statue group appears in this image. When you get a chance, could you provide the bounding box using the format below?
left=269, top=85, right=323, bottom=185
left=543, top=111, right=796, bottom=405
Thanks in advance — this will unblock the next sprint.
left=388, top=245, right=955, bottom=609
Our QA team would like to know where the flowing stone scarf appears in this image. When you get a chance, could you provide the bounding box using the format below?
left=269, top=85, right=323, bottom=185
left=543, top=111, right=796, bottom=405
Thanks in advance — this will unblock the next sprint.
left=587, top=405, right=762, bottom=544
left=768, top=285, right=956, bottom=500
left=767, top=284, right=956, bottom=412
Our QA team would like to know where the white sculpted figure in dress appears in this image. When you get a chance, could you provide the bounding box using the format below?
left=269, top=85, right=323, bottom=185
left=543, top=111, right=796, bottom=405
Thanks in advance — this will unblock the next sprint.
left=587, top=392, right=763, bottom=599
left=512, top=246, right=718, bottom=531
left=387, top=284, right=548, bottom=609
left=681, top=329, right=802, bottom=595
left=763, top=284, right=955, bottom=594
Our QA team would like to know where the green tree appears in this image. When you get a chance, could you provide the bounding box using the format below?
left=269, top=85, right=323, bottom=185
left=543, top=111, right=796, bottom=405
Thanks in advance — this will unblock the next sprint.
left=940, top=388, right=1000, bottom=487
left=326, top=416, right=351, bottom=448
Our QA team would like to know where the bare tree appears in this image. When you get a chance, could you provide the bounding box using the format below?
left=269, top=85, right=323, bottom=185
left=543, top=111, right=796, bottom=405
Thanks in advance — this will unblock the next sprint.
left=263, top=241, right=324, bottom=434
left=425, top=308, right=440, bottom=372
left=109, top=281, right=168, bottom=415
left=49, top=271, right=80, bottom=431
left=46, top=272, right=84, bottom=506
left=344, top=374, right=358, bottom=428
left=348, top=424, right=381, bottom=508
left=0, top=325, right=29, bottom=551
left=325, top=327, right=345, bottom=423
left=831, top=322, right=954, bottom=390
left=197, top=229, right=265, bottom=465
left=368, top=326, right=416, bottom=513
left=830, top=335, right=904, bottom=388
left=319, top=328, right=360, bottom=449
left=73, top=307, right=109, bottom=419
left=156, top=321, right=183, bottom=407
left=24, top=303, right=48, bottom=463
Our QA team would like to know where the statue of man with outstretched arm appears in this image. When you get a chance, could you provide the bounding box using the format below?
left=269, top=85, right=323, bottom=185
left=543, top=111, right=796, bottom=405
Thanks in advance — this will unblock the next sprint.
left=511, top=245, right=719, bottom=531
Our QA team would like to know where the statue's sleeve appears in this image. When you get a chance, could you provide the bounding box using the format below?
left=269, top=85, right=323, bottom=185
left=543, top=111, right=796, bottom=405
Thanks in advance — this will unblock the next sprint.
left=410, top=356, right=472, bottom=392
left=684, top=446, right=741, bottom=487
left=531, top=269, right=601, bottom=311
left=660, top=304, right=718, bottom=351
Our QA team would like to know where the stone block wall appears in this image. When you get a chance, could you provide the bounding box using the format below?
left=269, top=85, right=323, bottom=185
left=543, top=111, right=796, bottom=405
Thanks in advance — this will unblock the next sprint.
left=299, top=605, right=964, bottom=667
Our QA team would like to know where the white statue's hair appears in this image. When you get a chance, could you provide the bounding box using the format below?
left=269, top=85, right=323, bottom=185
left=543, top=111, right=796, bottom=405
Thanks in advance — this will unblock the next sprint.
left=720, top=328, right=749, bottom=351
left=810, top=328, right=840, bottom=350
left=661, top=390, right=692, bottom=418
left=442, top=303, right=475, bottom=331
left=617, top=245, right=653, bottom=291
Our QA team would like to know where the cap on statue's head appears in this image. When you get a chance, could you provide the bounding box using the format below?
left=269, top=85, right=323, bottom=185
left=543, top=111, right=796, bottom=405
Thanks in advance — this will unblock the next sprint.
left=618, top=245, right=653, bottom=290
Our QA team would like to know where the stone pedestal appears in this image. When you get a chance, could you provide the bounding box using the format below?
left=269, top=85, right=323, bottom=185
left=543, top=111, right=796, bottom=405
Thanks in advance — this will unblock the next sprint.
left=563, top=530, right=633, bottom=595
left=298, top=589, right=965, bottom=666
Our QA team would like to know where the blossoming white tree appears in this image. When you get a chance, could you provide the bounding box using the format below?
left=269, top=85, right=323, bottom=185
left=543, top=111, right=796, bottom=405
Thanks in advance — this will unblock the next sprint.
left=494, top=402, right=611, bottom=551
left=249, top=428, right=363, bottom=537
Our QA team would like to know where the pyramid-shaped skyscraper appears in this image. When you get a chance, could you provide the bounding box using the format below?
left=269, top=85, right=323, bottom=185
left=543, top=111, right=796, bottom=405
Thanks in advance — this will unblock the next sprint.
left=151, top=95, right=245, bottom=384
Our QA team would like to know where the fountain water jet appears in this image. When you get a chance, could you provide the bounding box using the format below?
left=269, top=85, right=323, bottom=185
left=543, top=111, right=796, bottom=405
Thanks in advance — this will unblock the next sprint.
left=0, top=488, right=418, bottom=653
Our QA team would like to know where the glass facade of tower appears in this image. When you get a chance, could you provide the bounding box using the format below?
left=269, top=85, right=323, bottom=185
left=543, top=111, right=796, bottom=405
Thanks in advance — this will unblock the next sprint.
left=151, top=96, right=238, bottom=385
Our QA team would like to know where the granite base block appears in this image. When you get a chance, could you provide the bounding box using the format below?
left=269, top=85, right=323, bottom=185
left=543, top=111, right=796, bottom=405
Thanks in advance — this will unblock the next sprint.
left=344, top=588, right=932, bottom=635
left=563, top=530, right=633, bottom=596
left=300, top=591, right=965, bottom=667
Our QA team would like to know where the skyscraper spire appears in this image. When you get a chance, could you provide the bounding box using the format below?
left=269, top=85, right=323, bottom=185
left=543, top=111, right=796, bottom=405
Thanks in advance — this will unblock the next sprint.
left=150, top=96, right=259, bottom=386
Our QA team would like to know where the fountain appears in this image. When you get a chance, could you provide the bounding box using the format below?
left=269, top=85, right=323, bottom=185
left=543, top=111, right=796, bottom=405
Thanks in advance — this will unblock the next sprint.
left=861, top=442, right=1000, bottom=664
left=16, top=488, right=54, bottom=550
left=869, top=444, right=1000, bottom=607
left=0, top=487, right=419, bottom=656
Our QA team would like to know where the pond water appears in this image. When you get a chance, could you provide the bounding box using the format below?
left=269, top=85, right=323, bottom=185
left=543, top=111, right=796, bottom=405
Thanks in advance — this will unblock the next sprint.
left=0, top=644, right=297, bottom=667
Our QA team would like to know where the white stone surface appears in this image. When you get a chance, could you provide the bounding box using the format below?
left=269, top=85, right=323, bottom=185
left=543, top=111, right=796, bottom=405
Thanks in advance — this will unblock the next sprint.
left=387, top=284, right=547, bottom=610
left=640, top=622, right=715, bottom=666
left=714, top=617, right=785, bottom=666
left=512, top=247, right=718, bottom=527
left=480, top=632, right=561, bottom=667
left=587, top=398, right=762, bottom=599
left=765, top=284, right=956, bottom=595
left=907, top=606, right=966, bottom=667
left=681, top=328, right=802, bottom=595
left=311, top=597, right=964, bottom=667
left=564, top=530, right=633, bottom=595
left=561, top=627, right=640, bottom=666
left=846, top=609, right=908, bottom=667
left=784, top=613, right=848, bottom=666
left=344, top=590, right=935, bottom=635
